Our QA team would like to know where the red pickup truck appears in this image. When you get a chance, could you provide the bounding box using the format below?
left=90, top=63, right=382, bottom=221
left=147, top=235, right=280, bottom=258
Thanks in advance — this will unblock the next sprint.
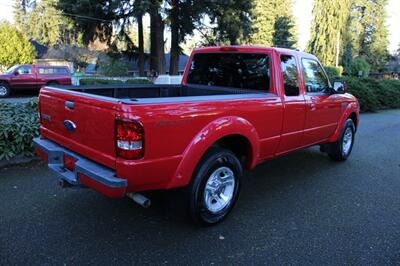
left=0, top=64, right=71, bottom=97
left=34, top=46, right=360, bottom=224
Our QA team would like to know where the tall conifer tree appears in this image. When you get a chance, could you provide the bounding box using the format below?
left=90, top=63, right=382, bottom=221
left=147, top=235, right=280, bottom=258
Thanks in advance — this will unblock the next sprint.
left=307, top=0, right=352, bottom=66
left=251, top=0, right=297, bottom=48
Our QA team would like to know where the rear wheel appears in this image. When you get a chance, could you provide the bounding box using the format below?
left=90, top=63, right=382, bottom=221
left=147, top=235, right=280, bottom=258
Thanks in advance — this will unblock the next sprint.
left=46, top=81, right=59, bottom=86
left=0, top=83, right=10, bottom=98
left=328, top=119, right=355, bottom=161
left=188, top=147, right=242, bottom=225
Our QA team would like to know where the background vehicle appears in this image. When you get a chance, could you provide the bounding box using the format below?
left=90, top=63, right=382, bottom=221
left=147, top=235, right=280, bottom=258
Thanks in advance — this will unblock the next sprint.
left=0, top=64, right=71, bottom=97
left=34, top=46, right=360, bottom=224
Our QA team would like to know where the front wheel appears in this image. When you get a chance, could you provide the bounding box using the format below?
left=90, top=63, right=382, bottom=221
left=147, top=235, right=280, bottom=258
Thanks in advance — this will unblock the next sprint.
left=0, top=83, right=11, bottom=98
left=328, top=119, right=356, bottom=161
left=188, top=147, right=242, bottom=225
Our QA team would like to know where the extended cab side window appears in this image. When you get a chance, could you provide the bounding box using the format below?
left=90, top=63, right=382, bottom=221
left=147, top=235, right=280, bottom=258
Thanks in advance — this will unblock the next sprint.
left=17, top=66, right=32, bottom=75
left=280, top=55, right=299, bottom=96
left=302, top=59, right=330, bottom=93
left=187, top=53, right=270, bottom=91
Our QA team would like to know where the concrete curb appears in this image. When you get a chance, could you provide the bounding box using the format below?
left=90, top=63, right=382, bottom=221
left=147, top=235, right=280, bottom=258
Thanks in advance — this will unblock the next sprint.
left=0, top=155, right=41, bottom=169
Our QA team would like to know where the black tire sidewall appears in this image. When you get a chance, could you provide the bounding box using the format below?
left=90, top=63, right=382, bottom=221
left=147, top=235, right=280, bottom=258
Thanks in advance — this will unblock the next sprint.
left=0, top=83, right=10, bottom=98
left=189, top=148, right=242, bottom=225
left=341, top=119, right=355, bottom=158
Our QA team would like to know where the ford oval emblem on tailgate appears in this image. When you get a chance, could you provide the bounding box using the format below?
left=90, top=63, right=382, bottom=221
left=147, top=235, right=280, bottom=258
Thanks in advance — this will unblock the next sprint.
left=63, top=120, right=77, bottom=132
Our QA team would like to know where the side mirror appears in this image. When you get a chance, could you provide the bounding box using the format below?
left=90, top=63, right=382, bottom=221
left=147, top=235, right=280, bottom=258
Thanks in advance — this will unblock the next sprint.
left=13, top=70, right=19, bottom=76
left=332, top=81, right=346, bottom=94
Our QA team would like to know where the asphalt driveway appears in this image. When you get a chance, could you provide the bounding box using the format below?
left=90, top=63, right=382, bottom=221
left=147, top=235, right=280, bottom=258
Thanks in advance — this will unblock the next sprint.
left=1, top=110, right=400, bottom=265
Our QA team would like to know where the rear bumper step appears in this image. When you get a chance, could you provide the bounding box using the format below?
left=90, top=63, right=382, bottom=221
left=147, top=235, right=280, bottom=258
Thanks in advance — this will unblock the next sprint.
left=33, top=137, right=127, bottom=197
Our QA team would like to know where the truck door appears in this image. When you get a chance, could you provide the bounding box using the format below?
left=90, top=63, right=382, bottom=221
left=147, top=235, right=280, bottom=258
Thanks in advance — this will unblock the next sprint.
left=301, top=58, right=342, bottom=146
left=10, top=65, right=37, bottom=89
left=276, top=54, right=306, bottom=154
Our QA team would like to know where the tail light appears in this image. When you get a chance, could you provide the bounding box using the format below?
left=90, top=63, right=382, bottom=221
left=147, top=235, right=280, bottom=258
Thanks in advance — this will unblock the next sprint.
left=116, top=119, right=144, bottom=159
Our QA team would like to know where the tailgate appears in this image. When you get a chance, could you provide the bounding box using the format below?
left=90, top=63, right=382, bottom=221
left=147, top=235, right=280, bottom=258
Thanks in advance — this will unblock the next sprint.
left=39, top=89, right=119, bottom=169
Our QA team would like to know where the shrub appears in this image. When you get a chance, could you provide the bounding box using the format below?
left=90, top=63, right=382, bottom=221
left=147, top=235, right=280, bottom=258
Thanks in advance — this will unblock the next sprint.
left=80, top=79, right=125, bottom=85
left=0, top=98, right=39, bottom=160
left=350, top=58, right=371, bottom=77
left=79, top=78, right=152, bottom=85
left=343, top=77, right=400, bottom=112
left=343, top=77, right=379, bottom=112
left=125, top=79, right=153, bottom=84
left=324, top=66, right=343, bottom=80
left=97, top=54, right=129, bottom=77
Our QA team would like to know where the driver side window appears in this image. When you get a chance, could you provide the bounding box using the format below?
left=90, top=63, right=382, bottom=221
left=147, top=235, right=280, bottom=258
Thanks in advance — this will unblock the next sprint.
left=301, top=59, right=330, bottom=93
left=17, top=66, right=32, bottom=75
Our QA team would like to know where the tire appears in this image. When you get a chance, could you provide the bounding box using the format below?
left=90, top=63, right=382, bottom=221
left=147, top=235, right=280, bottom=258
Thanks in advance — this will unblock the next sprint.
left=188, top=147, right=242, bottom=225
left=328, top=119, right=356, bottom=161
left=46, top=81, right=59, bottom=86
left=0, top=83, right=11, bottom=98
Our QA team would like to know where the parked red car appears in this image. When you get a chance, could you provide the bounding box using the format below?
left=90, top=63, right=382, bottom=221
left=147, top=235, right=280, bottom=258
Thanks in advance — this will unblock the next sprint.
left=0, top=64, right=71, bottom=97
left=34, top=46, right=360, bottom=224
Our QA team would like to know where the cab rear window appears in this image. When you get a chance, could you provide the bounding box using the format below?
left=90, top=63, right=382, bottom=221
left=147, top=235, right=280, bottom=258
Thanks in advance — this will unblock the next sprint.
left=38, top=67, right=69, bottom=75
left=187, top=53, right=270, bottom=91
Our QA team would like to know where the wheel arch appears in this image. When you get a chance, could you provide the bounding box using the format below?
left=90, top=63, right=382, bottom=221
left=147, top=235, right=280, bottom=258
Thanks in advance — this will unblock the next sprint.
left=0, top=80, right=10, bottom=86
left=167, top=116, right=260, bottom=189
left=329, top=102, right=360, bottom=142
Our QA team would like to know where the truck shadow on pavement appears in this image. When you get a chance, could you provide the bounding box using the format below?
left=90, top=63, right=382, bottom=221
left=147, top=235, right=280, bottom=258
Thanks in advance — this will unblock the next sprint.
left=52, top=146, right=340, bottom=228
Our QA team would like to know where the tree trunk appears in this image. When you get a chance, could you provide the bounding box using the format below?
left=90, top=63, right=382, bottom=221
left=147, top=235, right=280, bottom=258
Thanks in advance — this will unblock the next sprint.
left=169, top=0, right=179, bottom=75
left=150, top=11, right=165, bottom=75
left=137, top=15, right=145, bottom=77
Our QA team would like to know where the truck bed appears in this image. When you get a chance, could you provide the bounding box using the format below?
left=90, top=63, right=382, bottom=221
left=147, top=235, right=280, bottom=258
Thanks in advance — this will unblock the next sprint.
left=51, top=84, right=267, bottom=103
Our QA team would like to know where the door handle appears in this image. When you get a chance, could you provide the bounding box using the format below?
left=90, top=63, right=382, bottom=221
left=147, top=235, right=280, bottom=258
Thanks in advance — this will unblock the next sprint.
left=308, top=102, right=316, bottom=110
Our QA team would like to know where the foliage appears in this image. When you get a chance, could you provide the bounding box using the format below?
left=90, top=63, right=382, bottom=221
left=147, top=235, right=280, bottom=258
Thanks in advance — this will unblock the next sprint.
left=324, top=66, right=343, bottom=80
left=57, top=0, right=119, bottom=45
left=0, top=98, right=39, bottom=160
left=350, top=57, right=371, bottom=77
left=0, top=23, right=36, bottom=69
left=272, top=16, right=297, bottom=49
left=79, top=79, right=124, bottom=85
left=205, top=0, right=253, bottom=45
left=27, top=0, right=76, bottom=46
left=96, top=53, right=129, bottom=77
left=342, top=0, right=389, bottom=72
left=79, top=78, right=152, bottom=85
left=251, top=0, right=297, bottom=48
left=124, top=79, right=152, bottom=84
left=344, top=77, right=400, bottom=112
left=308, top=0, right=352, bottom=66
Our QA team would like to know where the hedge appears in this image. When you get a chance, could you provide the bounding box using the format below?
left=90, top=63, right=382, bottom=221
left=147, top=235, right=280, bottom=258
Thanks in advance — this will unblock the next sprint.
left=344, top=77, right=400, bottom=112
left=79, top=78, right=152, bottom=85
left=0, top=98, right=39, bottom=160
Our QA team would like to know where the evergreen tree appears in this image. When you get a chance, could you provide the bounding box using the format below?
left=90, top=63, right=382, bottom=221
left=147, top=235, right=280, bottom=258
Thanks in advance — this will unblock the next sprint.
left=206, top=0, right=253, bottom=45
left=57, top=0, right=118, bottom=45
left=308, top=0, right=352, bottom=66
left=13, top=0, right=27, bottom=32
left=342, top=0, right=389, bottom=72
left=28, top=0, right=75, bottom=46
left=251, top=0, right=297, bottom=48
left=166, top=0, right=205, bottom=74
left=272, top=16, right=297, bottom=48
left=0, top=23, right=36, bottom=68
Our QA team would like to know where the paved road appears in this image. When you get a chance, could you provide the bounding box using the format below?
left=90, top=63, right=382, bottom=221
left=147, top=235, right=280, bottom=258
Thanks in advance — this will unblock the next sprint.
left=1, top=110, right=400, bottom=265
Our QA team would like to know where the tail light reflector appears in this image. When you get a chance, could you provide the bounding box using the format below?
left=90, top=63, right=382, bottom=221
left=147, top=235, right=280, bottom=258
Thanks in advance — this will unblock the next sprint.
left=116, top=119, right=144, bottom=159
